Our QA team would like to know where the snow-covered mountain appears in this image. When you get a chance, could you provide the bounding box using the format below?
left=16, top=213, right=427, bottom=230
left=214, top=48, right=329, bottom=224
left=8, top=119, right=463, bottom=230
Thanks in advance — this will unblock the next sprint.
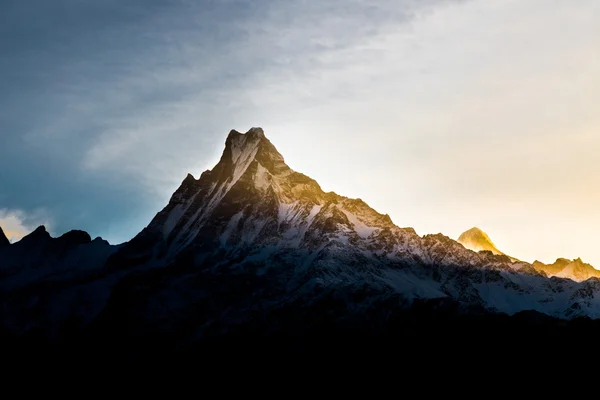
left=127, top=127, right=599, bottom=318
left=458, top=227, right=506, bottom=256
left=458, top=227, right=599, bottom=282
left=533, top=258, right=600, bottom=282
left=1, top=127, right=600, bottom=360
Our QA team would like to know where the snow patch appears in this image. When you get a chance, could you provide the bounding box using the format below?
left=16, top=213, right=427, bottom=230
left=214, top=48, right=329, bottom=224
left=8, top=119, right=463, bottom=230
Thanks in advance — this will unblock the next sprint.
left=162, top=204, right=185, bottom=239
left=232, top=147, right=259, bottom=187
left=342, top=210, right=378, bottom=239
left=253, top=163, right=271, bottom=190
left=306, top=205, right=322, bottom=227
left=278, top=201, right=300, bottom=224
left=220, top=211, right=244, bottom=247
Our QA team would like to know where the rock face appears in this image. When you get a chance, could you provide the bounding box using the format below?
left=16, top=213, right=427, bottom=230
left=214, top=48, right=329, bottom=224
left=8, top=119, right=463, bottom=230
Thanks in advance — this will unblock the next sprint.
left=1, top=127, right=600, bottom=361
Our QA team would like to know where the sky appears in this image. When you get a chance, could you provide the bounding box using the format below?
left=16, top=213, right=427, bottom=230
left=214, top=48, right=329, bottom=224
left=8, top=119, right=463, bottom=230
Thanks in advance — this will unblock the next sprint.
left=1, top=0, right=599, bottom=267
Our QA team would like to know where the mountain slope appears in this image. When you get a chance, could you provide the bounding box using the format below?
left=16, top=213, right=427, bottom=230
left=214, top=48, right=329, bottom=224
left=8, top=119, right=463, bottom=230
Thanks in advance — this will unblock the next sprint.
left=1, top=127, right=600, bottom=361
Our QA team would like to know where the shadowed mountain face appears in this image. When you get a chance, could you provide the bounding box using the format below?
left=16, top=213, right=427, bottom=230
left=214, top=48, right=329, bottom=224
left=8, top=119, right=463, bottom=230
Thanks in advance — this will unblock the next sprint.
left=0, top=227, right=9, bottom=248
left=2, top=127, right=600, bottom=364
left=0, top=225, right=118, bottom=297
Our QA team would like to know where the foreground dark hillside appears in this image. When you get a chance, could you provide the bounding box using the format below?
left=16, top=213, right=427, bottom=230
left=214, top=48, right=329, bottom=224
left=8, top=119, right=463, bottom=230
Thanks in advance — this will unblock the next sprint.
left=3, top=296, right=600, bottom=368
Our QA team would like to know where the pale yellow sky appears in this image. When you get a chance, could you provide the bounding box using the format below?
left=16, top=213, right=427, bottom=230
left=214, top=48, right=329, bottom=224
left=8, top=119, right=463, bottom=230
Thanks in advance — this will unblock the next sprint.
left=228, top=0, right=600, bottom=267
left=2, top=0, right=599, bottom=270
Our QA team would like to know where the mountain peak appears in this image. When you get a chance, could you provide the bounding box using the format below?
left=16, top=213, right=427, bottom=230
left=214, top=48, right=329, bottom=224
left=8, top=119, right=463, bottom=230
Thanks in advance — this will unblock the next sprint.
left=224, top=127, right=269, bottom=162
left=247, top=126, right=265, bottom=138
left=17, top=225, right=51, bottom=244
left=56, top=230, right=92, bottom=246
left=147, top=127, right=394, bottom=253
left=0, top=226, right=10, bottom=247
left=217, top=127, right=289, bottom=181
left=184, top=172, right=195, bottom=182
left=226, top=127, right=265, bottom=145
left=457, top=227, right=504, bottom=256
left=463, top=227, right=485, bottom=235
left=533, top=257, right=600, bottom=282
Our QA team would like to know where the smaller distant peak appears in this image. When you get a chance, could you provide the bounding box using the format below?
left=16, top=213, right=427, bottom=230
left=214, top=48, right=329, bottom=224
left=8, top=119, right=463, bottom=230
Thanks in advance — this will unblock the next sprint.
left=58, top=229, right=92, bottom=244
left=458, top=227, right=491, bottom=240
left=21, top=225, right=51, bottom=242
left=33, top=225, right=47, bottom=234
left=183, top=173, right=196, bottom=183
left=91, top=236, right=111, bottom=246
left=458, top=226, right=505, bottom=256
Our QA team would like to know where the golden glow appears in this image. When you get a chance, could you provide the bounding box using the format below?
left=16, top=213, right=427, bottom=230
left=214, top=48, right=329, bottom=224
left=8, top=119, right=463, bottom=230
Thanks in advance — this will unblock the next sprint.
left=4, top=230, right=24, bottom=243
left=0, top=213, right=32, bottom=244
left=250, top=1, right=600, bottom=270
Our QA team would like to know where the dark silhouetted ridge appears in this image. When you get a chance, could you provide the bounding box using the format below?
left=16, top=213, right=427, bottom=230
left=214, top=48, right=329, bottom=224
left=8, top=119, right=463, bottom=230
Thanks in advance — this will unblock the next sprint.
left=0, top=227, right=9, bottom=247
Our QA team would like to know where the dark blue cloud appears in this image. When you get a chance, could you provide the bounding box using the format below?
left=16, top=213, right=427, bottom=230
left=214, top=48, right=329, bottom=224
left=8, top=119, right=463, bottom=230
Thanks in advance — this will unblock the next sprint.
left=0, top=0, right=442, bottom=243
left=0, top=0, right=266, bottom=242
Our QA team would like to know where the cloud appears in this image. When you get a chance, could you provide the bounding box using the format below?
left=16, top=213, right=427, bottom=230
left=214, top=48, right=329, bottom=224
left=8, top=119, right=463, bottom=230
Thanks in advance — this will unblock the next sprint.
left=1, top=0, right=454, bottom=244
left=77, top=0, right=449, bottom=183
